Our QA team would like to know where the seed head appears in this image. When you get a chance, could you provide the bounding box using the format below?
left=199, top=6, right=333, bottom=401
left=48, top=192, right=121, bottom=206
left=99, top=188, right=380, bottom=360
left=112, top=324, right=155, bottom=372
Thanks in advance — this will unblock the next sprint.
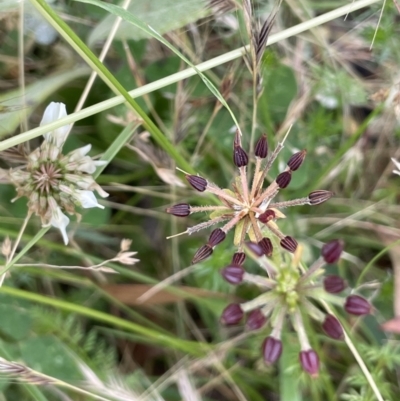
left=280, top=236, right=298, bottom=253
left=233, top=145, right=249, bottom=167
left=345, top=295, right=371, bottom=316
left=192, top=245, right=213, bottom=264
left=299, top=349, right=319, bottom=377
left=245, top=241, right=265, bottom=257
left=258, top=237, right=273, bottom=256
left=322, top=314, right=344, bottom=340
left=208, top=228, right=226, bottom=247
left=258, top=209, right=275, bottom=224
left=186, top=175, right=207, bottom=192
left=323, top=275, right=346, bottom=294
left=322, top=239, right=344, bottom=264
left=231, top=252, right=246, bottom=265
left=221, top=265, right=245, bottom=284
left=166, top=203, right=190, bottom=217
left=287, top=150, right=306, bottom=171
left=246, top=309, right=266, bottom=330
left=308, top=190, right=334, bottom=205
left=221, top=303, right=244, bottom=325
left=276, top=171, right=292, bottom=188
left=254, top=134, right=268, bottom=158
left=169, top=130, right=332, bottom=265
left=262, top=336, right=282, bottom=365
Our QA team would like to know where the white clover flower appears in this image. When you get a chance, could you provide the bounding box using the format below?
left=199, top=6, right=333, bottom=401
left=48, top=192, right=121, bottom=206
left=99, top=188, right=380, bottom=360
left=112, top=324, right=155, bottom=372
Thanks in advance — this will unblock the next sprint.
left=8, top=102, right=109, bottom=245
left=391, top=157, right=400, bottom=176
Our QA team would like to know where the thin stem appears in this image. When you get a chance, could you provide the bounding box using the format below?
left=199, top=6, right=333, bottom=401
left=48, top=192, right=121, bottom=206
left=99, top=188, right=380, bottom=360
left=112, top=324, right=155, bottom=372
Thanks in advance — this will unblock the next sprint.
left=270, top=307, right=286, bottom=338
left=190, top=205, right=232, bottom=213
left=269, top=197, right=309, bottom=209
left=186, top=215, right=232, bottom=235
left=239, top=166, right=249, bottom=203
left=243, top=272, right=276, bottom=289
left=250, top=157, right=262, bottom=199
left=8, top=212, right=32, bottom=262
left=249, top=212, right=263, bottom=241
left=222, top=210, right=247, bottom=233
left=206, top=183, right=243, bottom=207
left=73, top=0, right=132, bottom=115
left=18, top=0, right=28, bottom=133
left=293, top=308, right=310, bottom=350
left=300, top=257, right=325, bottom=282
left=0, top=213, right=33, bottom=287
left=321, top=302, right=384, bottom=401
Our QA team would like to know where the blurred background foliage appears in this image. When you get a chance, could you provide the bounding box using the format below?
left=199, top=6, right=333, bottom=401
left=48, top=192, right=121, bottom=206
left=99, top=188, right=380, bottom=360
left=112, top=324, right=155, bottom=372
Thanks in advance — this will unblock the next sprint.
left=0, top=0, right=400, bottom=400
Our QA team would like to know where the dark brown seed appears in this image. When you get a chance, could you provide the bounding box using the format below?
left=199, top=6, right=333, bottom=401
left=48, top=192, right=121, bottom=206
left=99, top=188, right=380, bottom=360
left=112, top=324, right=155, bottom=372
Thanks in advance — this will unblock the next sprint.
left=276, top=171, right=292, bottom=189
left=221, top=303, right=244, bottom=325
left=208, top=228, right=226, bottom=247
left=308, top=190, right=334, bottom=205
left=245, top=241, right=264, bottom=257
left=258, top=237, right=273, bottom=256
left=280, top=236, right=298, bottom=253
left=321, top=239, right=344, bottom=264
left=323, top=275, right=347, bottom=294
left=258, top=209, right=276, bottom=224
left=287, top=150, right=307, bottom=171
left=322, top=314, right=344, bottom=340
left=221, top=265, right=245, bottom=284
left=166, top=203, right=190, bottom=217
left=233, top=145, right=249, bottom=167
left=192, top=245, right=213, bottom=264
left=345, top=295, right=371, bottom=316
left=255, top=134, right=268, bottom=158
left=299, top=349, right=319, bottom=377
left=231, top=252, right=246, bottom=266
left=186, top=175, right=207, bottom=192
left=246, top=309, right=266, bottom=330
left=262, top=336, right=282, bottom=364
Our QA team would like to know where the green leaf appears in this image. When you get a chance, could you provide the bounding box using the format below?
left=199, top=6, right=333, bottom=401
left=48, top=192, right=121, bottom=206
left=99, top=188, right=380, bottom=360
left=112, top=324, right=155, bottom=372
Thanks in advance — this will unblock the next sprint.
left=0, top=303, right=32, bottom=341
left=20, top=335, right=81, bottom=381
left=88, top=0, right=209, bottom=46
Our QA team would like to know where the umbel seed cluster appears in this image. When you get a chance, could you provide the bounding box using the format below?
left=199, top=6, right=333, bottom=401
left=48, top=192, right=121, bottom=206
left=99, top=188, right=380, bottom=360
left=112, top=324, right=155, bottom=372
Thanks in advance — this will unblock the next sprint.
left=220, top=239, right=371, bottom=376
left=167, top=130, right=333, bottom=263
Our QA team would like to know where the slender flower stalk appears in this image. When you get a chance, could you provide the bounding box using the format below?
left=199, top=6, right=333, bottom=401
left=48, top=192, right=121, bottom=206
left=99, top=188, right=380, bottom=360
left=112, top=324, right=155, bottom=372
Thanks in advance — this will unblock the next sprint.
left=167, top=130, right=333, bottom=264
left=6, top=102, right=108, bottom=245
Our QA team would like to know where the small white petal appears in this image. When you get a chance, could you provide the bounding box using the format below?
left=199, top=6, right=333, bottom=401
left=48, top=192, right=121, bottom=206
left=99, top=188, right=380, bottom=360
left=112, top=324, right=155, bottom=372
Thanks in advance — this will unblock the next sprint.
left=40, top=102, right=70, bottom=148
left=94, top=160, right=107, bottom=167
left=48, top=207, right=70, bottom=245
left=68, top=144, right=92, bottom=162
left=93, top=183, right=109, bottom=198
left=391, top=158, right=400, bottom=172
left=74, top=190, right=104, bottom=209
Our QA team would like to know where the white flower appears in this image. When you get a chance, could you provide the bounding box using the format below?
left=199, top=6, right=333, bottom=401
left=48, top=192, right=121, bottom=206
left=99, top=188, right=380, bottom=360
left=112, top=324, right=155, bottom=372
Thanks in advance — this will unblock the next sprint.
left=391, top=158, right=400, bottom=176
left=65, top=144, right=107, bottom=174
left=45, top=197, right=70, bottom=245
left=74, top=190, right=105, bottom=209
left=67, top=144, right=92, bottom=162
left=40, top=102, right=71, bottom=148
